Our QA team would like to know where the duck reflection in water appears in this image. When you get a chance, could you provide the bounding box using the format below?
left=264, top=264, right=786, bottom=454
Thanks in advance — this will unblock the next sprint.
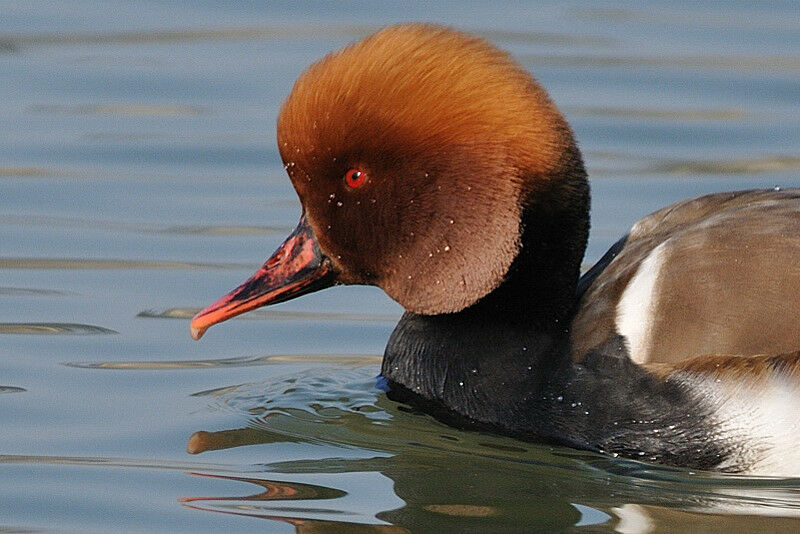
left=181, top=472, right=407, bottom=534
left=183, top=368, right=800, bottom=533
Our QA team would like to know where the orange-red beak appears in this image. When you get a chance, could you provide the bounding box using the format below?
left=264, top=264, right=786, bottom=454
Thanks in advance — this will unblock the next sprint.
left=190, top=215, right=337, bottom=340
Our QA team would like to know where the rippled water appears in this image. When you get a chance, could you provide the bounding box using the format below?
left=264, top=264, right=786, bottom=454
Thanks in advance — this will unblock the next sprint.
left=3, top=2, right=800, bottom=532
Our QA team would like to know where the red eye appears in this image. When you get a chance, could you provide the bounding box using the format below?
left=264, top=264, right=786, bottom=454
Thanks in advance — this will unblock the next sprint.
left=344, top=168, right=367, bottom=189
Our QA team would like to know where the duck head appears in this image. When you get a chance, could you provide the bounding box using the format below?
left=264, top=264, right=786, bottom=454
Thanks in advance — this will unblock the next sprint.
left=191, top=24, right=588, bottom=340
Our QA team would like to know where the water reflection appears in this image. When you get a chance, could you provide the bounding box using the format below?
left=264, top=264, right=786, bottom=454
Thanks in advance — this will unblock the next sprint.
left=26, top=103, right=210, bottom=116
left=0, top=213, right=292, bottom=237
left=0, top=322, right=117, bottom=335
left=0, top=166, right=50, bottom=177
left=0, top=257, right=248, bottom=270
left=181, top=472, right=347, bottom=504
left=0, top=24, right=610, bottom=51
left=517, top=53, right=800, bottom=72
left=0, top=286, right=73, bottom=296
left=181, top=472, right=406, bottom=532
left=184, top=366, right=800, bottom=532
left=66, top=354, right=382, bottom=370
left=587, top=154, right=800, bottom=177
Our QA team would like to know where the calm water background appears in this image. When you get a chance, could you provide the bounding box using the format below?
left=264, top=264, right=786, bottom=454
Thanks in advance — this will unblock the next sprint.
left=3, top=1, right=800, bottom=532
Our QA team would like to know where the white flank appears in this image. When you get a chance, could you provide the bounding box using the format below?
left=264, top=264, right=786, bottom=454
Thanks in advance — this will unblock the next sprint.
left=613, top=504, right=654, bottom=534
left=713, top=377, right=800, bottom=476
left=615, top=242, right=667, bottom=364
left=674, top=370, right=800, bottom=476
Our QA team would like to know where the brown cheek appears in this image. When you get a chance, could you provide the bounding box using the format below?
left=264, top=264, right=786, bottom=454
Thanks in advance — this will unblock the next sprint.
left=313, top=225, right=367, bottom=285
left=302, top=192, right=352, bottom=267
left=333, top=198, right=389, bottom=280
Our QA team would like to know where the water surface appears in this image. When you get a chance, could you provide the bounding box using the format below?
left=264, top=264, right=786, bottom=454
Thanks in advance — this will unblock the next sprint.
left=3, top=2, right=800, bottom=532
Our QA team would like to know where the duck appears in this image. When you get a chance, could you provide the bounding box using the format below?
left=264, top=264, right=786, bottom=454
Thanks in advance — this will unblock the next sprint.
left=189, top=24, right=800, bottom=476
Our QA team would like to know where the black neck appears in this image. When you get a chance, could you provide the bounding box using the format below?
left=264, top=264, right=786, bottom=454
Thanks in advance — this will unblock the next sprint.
left=380, top=169, right=734, bottom=471
left=382, top=302, right=565, bottom=425
left=382, top=169, right=590, bottom=428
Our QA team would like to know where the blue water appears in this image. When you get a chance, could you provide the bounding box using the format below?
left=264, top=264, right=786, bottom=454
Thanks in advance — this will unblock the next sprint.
left=2, top=2, right=800, bottom=532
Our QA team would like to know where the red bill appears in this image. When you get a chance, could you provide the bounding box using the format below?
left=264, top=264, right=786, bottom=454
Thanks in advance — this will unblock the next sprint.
left=190, top=215, right=337, bottom=340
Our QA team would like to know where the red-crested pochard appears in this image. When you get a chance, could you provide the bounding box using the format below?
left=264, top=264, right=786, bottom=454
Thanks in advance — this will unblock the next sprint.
left=190, top=24, right=800, bottom=476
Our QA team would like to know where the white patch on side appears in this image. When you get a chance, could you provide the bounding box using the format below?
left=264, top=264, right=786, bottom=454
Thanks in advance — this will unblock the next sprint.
left=615, top=242, right=667, bottom=364
left=612, top=504, right=653, bottom=534
left=677, top=371, right=800, bottom=477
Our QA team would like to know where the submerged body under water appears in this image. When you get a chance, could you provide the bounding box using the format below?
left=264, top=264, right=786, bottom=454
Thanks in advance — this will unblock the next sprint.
left=3, top=2, right=800, bottom=532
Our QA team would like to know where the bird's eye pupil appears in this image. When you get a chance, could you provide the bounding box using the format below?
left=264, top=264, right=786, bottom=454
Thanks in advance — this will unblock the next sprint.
left=344, top=168, right=366, bottom=188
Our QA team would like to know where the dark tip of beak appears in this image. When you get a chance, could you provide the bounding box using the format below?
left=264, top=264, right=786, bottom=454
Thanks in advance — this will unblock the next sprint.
left=190, top=215, right=337, bottom=340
